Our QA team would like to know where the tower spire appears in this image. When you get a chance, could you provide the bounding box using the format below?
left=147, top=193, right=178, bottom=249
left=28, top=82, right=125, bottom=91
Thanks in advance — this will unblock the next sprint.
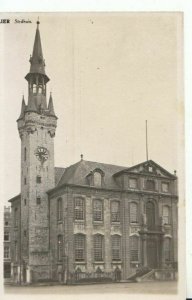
left=18, top=95, right=26, bottom=120
left=25, top=20, right=49, bottom=83
left=48, top=92, right=57, bottom=117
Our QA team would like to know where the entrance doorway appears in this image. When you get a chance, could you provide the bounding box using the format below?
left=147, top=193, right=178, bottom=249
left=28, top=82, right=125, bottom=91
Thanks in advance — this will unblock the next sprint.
left=147, top=239, right=158, bottom=268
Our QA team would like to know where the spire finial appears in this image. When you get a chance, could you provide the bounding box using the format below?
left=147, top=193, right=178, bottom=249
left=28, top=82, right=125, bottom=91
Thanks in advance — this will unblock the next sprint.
left=80, top=154, right=83, bottom=161
left=37, top=17, right=40, bottom=27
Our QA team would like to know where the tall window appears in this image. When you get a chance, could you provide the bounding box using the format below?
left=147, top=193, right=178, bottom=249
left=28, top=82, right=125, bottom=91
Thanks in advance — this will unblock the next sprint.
left=93, top=199, right=103, bottom=221
left=129, top=178, right=137, bottom=189
left=14, top=241, right=18, bottom=261
left=14, top=208, right=18, bottom=227
left=164, top=238, right=171, bottom=261
left=24, top=147, right=27, bottom=161
left=111, top=201, right=120, bottom=222
left=4, top=231, right=9, bottom=241
left=74, top=198, right=84, bottom=221
left=146, top=201, right=155, bottom=229
left=130, top=236, right=139, bottom=262
left=94, top=172, right=102, bottom=187
left=163, top=206, right=170, bottom=225
left=57, top=235, right=63, bottom=261
left=36, top=176, right=41, bottom=183
left=112, top=235, right=121, bottom=260
left=57, top=198, right=63, bottom=221
left=4, top=246, right=10, bottom=259
left=75, top=234, right=85, bottom=261
left=94, top=234, right=103, bottom=261
left=130, top=202, right=138, bottom=223
left=146, top=179, right=155, bottom=191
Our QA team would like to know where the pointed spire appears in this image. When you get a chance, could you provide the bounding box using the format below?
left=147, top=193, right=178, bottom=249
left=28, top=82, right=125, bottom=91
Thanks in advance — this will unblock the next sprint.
left=18, top=95, right=26, bottom=120
left=48, top=93, right=56, bottom=117
left=25, top=20, right=49, bottom=83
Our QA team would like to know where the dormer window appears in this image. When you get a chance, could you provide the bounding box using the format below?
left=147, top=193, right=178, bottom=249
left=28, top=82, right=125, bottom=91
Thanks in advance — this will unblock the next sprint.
left=94, top=172, right=102, bottom=187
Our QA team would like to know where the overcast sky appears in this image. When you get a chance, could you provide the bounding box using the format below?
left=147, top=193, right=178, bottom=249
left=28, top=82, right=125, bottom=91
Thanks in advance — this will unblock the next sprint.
left=1, top=12, right=183, bottom=204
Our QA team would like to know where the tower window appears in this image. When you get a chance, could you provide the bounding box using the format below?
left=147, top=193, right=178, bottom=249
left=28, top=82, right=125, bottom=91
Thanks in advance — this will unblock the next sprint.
left=24, top=199, right=26, bottom=206
left=24, top=177, right=27, bottom=185
left=33, top=85, right=37, bottom=93
left=36, top=197, right=41, bottom=205
left=24, top=147, right=27, bottom=161
left=57, top=198, right=63, bottom=221
left=24, top=230, right=27, bottom=237
left=4, top=231, right=10, bottom=241
left=36, top=176, right=41, bottom=183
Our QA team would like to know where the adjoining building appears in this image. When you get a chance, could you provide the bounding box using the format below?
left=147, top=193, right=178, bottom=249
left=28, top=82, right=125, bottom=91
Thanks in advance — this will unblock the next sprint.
left=4, top=206, right=11, bottom=280
left=8, top=21, right=178, bottom=284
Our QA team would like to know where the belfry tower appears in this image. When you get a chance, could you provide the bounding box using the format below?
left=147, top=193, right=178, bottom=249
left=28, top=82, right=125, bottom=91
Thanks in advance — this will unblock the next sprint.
left=17, top=21, right=57, bottom=282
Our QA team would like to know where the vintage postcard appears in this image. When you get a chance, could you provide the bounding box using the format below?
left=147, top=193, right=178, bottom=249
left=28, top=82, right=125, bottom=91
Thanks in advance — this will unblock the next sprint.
left=0, top=11, right=185, bottom=300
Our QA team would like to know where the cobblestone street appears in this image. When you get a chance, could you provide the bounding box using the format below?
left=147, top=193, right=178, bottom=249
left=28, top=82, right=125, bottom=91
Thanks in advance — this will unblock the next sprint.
left=4, top=281, right=177, bottom=295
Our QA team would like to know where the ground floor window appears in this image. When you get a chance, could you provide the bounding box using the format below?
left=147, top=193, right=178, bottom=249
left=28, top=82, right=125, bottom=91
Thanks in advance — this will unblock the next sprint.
left=130, top=235, right=139, bottom=262
left=75, top=234, right=85, bottom=261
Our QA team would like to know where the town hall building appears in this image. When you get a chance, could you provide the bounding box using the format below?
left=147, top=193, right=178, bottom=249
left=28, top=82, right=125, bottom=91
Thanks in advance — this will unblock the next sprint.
left=8, top=21, right=178, bottom=284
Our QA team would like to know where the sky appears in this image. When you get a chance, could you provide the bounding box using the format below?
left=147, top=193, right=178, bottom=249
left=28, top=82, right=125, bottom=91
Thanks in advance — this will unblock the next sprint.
left=1, top=12, right=183, bottom=204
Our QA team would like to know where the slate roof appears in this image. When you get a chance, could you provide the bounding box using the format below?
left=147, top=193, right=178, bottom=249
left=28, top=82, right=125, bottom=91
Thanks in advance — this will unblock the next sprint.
left=56, top=160, right=127, bottom=189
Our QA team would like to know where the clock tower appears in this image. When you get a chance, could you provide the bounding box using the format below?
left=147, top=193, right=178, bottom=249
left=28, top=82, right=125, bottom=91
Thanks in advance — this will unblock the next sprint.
left=17, top=21, right=57, bottom=282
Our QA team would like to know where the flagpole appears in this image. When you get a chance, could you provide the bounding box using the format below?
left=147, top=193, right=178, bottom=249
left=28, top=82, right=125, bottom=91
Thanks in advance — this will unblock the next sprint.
left=146, top=120, right=149, bottom=161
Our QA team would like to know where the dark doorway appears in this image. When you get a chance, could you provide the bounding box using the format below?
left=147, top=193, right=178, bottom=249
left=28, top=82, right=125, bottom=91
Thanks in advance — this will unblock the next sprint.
left=146, top=201, right=155, bottom=229
left=147, top=239, right=158, bottom=268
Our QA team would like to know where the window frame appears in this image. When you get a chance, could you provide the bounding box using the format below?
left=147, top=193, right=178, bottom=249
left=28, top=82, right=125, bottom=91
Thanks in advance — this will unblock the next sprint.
left=4, top=246, right=10, bottom=259
left=57, top=234, right=63, bottom=261
left=94, top=234, right=104, bottom=262
left=162, top=205, right=170, bottom=225
left=162, top=182, right=169, bottom=193
left=111, top=201, right=120, bottom=223
left=74, top=197, right=85, bottom=221
left=4, top=231, right=10, bottom=241
left=93, top=199, right=103, bottom=222
left=57, top=197, right=63, bottom=222
left=129, top=178, right=138, bottom=189
left=130, top=202, right=138, bottom=224
left=74, top=234, right=86, bottom=262
left=112, top=235, right=121, bottom=261
left=145, top=179, right=156, bottom=191
left=130, top=235, right=139, bottom=262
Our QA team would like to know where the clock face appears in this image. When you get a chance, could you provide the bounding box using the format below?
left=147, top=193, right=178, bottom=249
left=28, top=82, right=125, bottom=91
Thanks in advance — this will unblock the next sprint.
left=35, top=146, right=49, bottom=163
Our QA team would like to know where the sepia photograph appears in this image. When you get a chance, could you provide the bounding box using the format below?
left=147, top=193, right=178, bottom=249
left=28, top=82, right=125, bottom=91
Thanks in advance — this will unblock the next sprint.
left=1, top=11, right=185, bottom=298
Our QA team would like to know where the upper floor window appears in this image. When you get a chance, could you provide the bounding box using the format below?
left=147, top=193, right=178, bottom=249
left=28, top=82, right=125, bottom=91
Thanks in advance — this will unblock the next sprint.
left=4, top=246, right=10, bottom=259
left=24, top=177, right=27, bottom=185
left=74, top=198, right=84, bottom=221
left=14, top=241, right=18, bottom=261
left=4, top=231, right=10, bottom=241
left=129, top=178, right=138, bottom=189
left=130, top=235, right=139, bottom=262
left=36, top=197, right=41, bottom=205
left=94, top=172, right=102, bottom=187
left=111, top=201, right=120, bottom=222
left=57, top=235, right=63, bottom=261
left=146, top=179, right=155, bottom=191
left=57, top=198, right=63, bottom=221
left=162, top=182, right=169, bottom=193
left=130, top=202, right=138, bottom=223
left=94, top=234, right=104, bottom=261
left=4, top=221, right=9, bottom=226
left=93, top=199, right=103, bottom=221
left=74, top=234, right=85, bottom=261
left=162, top=205, right=170, bottom=225
left=112, top=235, right=121, bottom=260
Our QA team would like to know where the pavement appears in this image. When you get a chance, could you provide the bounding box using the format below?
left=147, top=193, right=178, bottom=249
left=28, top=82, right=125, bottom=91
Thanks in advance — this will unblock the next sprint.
left=4, top=281, right=177, bottom=294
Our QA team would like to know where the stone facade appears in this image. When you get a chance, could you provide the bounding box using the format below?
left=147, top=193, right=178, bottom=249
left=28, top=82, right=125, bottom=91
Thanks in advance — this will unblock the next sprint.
left=8, top=22, right=178, bottom=284
left=4, top=206, right=11, bottom=279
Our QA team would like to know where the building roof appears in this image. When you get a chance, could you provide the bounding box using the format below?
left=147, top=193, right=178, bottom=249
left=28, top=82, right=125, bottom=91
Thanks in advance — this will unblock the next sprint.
left=56, top=159, right=127, bottom=189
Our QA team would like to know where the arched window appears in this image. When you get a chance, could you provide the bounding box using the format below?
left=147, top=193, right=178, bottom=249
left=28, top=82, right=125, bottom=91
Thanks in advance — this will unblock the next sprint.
left=164, top=238, right=171, bottom=261
left=130, top=202, right=138, bottom=223
left=112, top=235, right=121, bottom=260
left=74, top=234, right=85, bottom=261
left=74, top=198, right=84, bottom=220
left=94, top=172, right=102, bottom=187
left=57, top=235, right=63, bottom=261
left=111, top=201, right=120, bottom=222
left=94, top=234, right=104, bottom=261
left=130, top=235, right=139, bottom=262
left=93, top=199, right=103, bottom=221
left=146, top=201, right=155, bottom=229
left=57, top=198, right=63, bottom=221
left=163, top=205, right=170, bottom=225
